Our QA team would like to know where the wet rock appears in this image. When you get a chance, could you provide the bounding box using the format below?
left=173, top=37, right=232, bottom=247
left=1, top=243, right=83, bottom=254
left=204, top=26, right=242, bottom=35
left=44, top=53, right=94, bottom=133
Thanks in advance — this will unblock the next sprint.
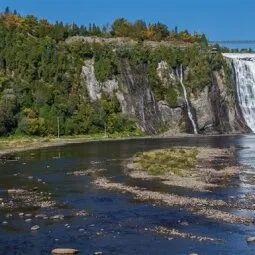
left=96, top=231, right=104, bottom=236
left=179, top=221, right=189, bottom=227
left=35, top=214, right=47, bottom=219
left=18, top=212, right=24, bottom=217
left=94, top=252, right=103, bottom=255
left=25, top=218, right=32, bottom=222
left=25, top=213, right=32, bottom=217
left=50, top=214, right=64, bottom=220
left=189, top=253, right=198, bottom=255
left=79, top=229, right=85, bottom=232
left=37, top=179, right=42, bottom=182
left=51, top=248, right=78, bottom=254
left=2, top=221, right=8, bottom=225
left=31, top=225, right=40, bottom=231
left=28, top=176, right=33, bottom=179
left=247, top=237, right=255, bottom=243
left=73, top=210, right=89, bottom=217
left=8, top=189, right=25, bottom=194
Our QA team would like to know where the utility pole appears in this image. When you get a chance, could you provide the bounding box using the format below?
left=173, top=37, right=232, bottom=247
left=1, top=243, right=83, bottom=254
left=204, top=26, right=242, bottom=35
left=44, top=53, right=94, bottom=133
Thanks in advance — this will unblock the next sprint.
left=57, top=117, right=60, bottom=139
left=104, top=122, right=107, bottom=138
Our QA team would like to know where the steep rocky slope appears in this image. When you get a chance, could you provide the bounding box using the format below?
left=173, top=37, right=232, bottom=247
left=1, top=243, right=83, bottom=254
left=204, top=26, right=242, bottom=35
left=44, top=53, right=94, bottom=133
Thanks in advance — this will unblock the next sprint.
left=82, top=57, right=249, bottom=135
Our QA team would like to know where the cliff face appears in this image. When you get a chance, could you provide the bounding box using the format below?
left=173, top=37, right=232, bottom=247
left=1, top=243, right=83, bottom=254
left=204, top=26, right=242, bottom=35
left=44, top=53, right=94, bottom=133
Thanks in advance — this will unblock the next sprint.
left=82, top=57, right=250, bottom=135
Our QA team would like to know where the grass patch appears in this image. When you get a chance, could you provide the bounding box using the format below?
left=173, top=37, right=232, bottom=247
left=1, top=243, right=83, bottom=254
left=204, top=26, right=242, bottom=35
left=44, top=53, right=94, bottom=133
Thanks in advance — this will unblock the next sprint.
left=134, top=148, right=199, bottom=176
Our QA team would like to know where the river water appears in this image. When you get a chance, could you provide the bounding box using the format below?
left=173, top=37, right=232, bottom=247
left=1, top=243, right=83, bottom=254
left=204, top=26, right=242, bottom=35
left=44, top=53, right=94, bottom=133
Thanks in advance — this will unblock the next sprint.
left=1, top=135, right=255, bottom=254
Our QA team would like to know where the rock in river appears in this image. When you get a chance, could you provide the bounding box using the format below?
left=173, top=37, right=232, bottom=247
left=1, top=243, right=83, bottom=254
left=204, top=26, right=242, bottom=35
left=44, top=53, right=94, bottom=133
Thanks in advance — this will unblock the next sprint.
left=51, top=248, right=79, bottom=254
left=8, top=189, right=25, bottom=194
left=31, top=225, right=40, bottom=231
left=50, top=215, right=65, bottom=220
left=247, top=237, right=255, bottom=243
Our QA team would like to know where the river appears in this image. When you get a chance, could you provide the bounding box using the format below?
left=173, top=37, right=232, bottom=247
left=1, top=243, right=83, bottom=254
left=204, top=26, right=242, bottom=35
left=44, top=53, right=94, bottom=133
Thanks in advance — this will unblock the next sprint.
left=1, top=135, right=255, bottom=254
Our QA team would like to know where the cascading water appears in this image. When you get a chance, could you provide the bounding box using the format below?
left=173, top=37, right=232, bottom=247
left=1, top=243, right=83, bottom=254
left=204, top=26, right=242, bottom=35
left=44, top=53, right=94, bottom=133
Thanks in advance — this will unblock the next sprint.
left=177, top=65, right=198, bottom=134
left=223, top=53, right=255, bottom=132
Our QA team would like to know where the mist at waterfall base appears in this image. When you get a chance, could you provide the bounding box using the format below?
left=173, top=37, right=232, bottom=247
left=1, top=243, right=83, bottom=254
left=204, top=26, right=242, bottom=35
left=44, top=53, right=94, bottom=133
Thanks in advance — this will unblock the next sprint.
left=224, top=53, right=255, bottom=132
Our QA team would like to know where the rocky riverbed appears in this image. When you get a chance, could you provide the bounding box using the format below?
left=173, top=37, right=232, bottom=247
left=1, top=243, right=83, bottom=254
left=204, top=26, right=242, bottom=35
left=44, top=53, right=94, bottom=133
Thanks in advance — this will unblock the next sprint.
left=1, top=136, right=255, bottom=254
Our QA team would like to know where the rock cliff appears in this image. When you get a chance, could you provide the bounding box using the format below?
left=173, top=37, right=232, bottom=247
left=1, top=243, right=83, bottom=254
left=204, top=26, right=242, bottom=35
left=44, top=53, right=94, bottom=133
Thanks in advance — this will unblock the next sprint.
left=82, top=56, right=250, bottom=135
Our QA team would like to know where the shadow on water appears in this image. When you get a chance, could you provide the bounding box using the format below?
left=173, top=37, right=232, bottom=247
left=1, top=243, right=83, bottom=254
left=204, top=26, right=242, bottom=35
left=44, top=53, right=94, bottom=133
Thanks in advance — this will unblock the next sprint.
left=0, top=135, right=255, bottom=254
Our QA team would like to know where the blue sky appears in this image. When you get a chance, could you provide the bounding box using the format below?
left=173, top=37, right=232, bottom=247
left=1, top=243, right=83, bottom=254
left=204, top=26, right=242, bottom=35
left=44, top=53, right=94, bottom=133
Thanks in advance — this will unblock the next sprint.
left=0, top=0, right=253, bottom=43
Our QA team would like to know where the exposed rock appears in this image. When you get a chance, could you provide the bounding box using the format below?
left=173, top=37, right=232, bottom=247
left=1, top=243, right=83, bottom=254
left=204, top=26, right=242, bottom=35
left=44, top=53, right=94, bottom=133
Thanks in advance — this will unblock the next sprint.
left=96, top=231, right=104, bottom=236
left=73, top=210, right=89, bottom=217
left=246, top=237, right=255, bottom=243
left=152, top=226, right=222, bottom=242
left=31, top=225, right=40, bottom=231
left=8, top=189, right=25, bottom=194
left=35, top=214, right=47, bottom=219
left=93, top=177, right=254, bottom=224
left=80, top=52, right=251, bottom=135
left=179, top=221, right=189, bottom=227
left=51, top=248, right=79, bottom=254
left=50, top=214, right=64, bottom=220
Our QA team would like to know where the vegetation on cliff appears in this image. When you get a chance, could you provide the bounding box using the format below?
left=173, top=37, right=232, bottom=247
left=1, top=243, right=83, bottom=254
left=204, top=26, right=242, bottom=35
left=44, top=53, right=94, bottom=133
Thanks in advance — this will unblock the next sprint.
left=0, top=8, right=227, bottom=137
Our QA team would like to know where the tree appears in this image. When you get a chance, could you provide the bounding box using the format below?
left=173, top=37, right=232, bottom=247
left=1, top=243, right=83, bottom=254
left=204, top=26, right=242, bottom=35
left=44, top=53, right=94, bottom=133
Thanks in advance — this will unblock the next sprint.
left=148, top=22, right=169, bottom=41
left=4, top=7, right=10, bottom=15
left=111, top=18, right=131, bottom=37
left=131, top=20, right=147, bottom=41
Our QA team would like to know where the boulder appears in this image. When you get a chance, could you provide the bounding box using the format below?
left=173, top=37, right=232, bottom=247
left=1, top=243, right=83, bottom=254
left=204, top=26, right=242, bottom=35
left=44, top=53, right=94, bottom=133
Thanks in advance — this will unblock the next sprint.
left=51, top=248, right=78, bottom=254
left=50, top=214, right=65, bottom=220
left=247, top=236, right=255, bottom=243
left=8, top=189, right=25, bottom=194
left=31, top=225, right=40, bottom=231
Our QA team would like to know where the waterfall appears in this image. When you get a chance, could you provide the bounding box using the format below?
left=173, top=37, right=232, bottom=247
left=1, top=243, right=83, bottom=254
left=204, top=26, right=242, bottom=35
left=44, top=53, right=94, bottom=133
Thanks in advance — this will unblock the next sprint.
left=177, top=65, right=198, bottom=134
left=223, top=53, right=255, bottom=132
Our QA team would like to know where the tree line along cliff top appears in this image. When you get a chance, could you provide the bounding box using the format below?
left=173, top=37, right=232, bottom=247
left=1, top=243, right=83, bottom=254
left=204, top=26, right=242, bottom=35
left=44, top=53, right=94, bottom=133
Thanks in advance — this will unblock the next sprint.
left=0, top=7, right=208, bottom=45
left=0, top=7, right=228, bottom=138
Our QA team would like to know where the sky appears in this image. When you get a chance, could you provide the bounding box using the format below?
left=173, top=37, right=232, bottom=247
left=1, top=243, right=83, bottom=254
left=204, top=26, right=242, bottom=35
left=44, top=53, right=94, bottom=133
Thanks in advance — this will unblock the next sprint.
left=0, top=0, right=253, bottom=45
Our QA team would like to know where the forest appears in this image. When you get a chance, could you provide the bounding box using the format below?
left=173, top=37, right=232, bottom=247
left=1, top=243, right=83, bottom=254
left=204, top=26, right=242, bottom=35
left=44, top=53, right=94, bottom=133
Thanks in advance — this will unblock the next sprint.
left=0, top=7, right=226, bottom=137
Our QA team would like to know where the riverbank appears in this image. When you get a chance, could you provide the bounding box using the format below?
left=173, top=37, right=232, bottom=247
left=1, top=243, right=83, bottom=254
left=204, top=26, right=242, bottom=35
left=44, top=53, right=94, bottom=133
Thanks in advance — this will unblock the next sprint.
left=0, top=133, right=244, bottom=158
left=0, top=134, right=145, bottom=157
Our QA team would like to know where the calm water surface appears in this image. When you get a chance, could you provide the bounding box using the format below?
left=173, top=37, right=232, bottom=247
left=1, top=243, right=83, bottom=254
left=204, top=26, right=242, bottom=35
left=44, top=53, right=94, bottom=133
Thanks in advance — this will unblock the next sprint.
left=1, top=135, right=255, bottom=255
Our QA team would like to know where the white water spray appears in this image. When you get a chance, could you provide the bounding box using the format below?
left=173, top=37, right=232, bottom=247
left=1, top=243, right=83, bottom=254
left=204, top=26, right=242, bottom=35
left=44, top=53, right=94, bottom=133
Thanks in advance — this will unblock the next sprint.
left=223, top=53, right=255, bottom=132
left=177, top=65, right=198, bottom=134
